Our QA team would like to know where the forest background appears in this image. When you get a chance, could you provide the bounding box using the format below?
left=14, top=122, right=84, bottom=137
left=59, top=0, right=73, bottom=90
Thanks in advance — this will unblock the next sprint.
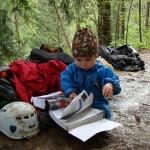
left=0, top=0, right=150, bottom=65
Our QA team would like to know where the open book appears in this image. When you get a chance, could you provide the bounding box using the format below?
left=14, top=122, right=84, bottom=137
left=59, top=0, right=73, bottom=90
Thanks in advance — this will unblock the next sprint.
left=31, top=90, right=122, bottom=141
left=31, top=91, right=71, bottom=110
left=49, top=90, right=104, bottom=131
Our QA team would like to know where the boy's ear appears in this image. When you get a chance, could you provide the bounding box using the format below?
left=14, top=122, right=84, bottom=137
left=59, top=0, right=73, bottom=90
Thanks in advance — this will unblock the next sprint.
left=73, top=57, right=76, bottom=61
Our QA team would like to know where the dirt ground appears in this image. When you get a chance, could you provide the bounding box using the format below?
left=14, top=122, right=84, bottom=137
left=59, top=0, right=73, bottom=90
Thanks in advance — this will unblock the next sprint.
left=0, top=51, right=150, bottom=150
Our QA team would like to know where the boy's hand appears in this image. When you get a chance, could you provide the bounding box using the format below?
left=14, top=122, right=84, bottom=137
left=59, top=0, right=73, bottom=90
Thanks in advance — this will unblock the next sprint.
left=102, top=83, right=113, bottom=99
left=69, top=92, right=77, bottom=100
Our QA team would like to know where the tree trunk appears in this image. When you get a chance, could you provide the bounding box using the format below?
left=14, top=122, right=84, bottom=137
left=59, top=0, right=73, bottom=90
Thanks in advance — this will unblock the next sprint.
left=139, top=0, right=142, bottom=43
left=114, top=2, right=120, bottom=45
left=97, top=0, right=111, bottom=45
left=11, top=0, right=22, bottom=59
left=120, top=0, right=125, bottom=40
left=53, top=3, right=71, bottom=52
left=145, top=2, right=150, bottom=29
left=126, top=0, right=133, bottom=44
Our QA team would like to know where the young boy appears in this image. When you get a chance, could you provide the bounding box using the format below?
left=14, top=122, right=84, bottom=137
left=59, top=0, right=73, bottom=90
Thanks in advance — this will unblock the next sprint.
left=60, top=28, right=121, bottom=119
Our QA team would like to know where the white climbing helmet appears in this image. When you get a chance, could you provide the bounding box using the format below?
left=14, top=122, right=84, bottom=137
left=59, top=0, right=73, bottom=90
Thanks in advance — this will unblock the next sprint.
left=0, top=101, right=40, bottom=139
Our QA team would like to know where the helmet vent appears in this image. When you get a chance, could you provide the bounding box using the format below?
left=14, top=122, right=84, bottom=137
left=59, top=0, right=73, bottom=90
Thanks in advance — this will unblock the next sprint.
left=24, top=116, right=29, bottom=119
left=1, top=109, right=6, bottom=112
left=16, top=116, right=21, bottom=120
left=29, top=124, right=36, bottom=128
left=31, top=113, right=34, bottom=117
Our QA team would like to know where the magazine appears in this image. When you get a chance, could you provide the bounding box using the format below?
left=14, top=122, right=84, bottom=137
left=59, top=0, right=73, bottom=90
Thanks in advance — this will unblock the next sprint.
left=31, top=91, right=71, bottom=110
left=49, top=90, right=104, bottom=131
left=49, top=90, right=93, bottom=119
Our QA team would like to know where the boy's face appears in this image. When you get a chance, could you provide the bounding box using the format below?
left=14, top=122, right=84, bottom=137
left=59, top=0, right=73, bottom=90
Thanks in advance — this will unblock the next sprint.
left=74, top=55, right=97, bottom=70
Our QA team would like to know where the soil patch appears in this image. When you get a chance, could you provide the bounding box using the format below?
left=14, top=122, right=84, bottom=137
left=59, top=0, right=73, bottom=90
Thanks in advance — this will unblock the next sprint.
left=0, top=52, right=150, bottom=150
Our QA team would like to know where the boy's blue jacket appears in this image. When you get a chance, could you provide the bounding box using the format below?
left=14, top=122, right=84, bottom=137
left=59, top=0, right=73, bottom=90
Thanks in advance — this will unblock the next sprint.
left=61, top=61, right=121, bottom=105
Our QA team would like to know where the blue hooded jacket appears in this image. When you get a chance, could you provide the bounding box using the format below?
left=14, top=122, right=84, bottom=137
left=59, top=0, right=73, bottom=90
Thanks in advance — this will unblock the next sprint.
left=61, top=60, right=121, bottom=105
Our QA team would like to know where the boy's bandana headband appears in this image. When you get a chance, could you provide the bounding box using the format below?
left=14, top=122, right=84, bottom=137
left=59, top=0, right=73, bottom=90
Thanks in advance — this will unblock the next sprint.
left=72, top=28, right=98, bottom=57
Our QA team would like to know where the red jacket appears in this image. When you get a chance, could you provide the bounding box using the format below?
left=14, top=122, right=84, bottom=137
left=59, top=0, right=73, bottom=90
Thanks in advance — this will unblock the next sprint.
left=9, top=60, right=66, bottom=103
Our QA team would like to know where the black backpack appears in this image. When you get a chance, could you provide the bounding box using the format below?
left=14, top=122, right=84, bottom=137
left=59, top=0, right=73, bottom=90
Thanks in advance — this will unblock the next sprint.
left=98, top=44, right=145, bottom=71
left=0, top=78, right=19, bottom=109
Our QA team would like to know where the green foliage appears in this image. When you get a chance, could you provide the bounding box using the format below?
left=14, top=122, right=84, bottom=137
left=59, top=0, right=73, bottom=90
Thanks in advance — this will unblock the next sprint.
left=0, top=0, right=149, bottom=64
left=0, top=9, right=18, bottom=65
left=111, top=0, right=150, bottom=49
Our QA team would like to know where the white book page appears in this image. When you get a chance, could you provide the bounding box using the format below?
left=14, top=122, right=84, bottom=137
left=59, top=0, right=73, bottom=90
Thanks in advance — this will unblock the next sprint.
left=66, top=108, right=103, bottom=124
left=34, top=91, right=62, bottom=99
left=49, top=90, right=93, bottom=119
left=30, top=91, right=62, bottom=109
left=30, top=97, right=46, bottom=109
left=74, top=93, right=93, bottom=114
left=64, top=93, right=94, bottom=120
left=61, top=90, right=93, bottom=118
left=69, top=119, right=122, bottom=142
left=49, top=92, right=85, bottom=119
left=50, top=108, right=64, bottom=119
